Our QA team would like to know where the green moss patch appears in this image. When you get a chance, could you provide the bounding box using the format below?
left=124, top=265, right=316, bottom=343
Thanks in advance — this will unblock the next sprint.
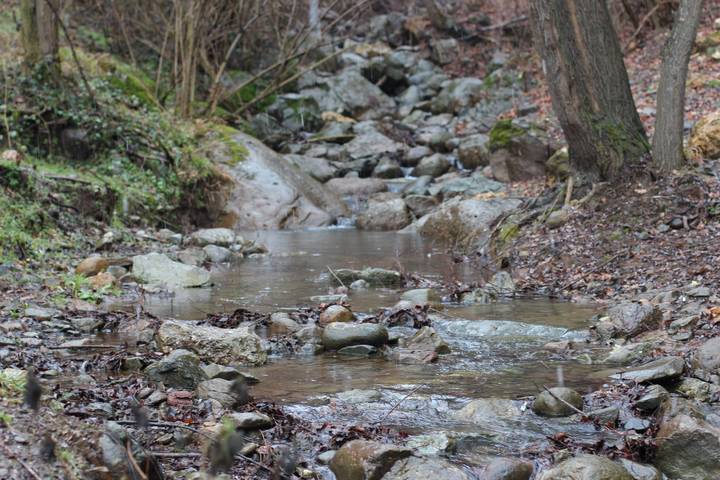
left=489, top=119, right=525, bottom=151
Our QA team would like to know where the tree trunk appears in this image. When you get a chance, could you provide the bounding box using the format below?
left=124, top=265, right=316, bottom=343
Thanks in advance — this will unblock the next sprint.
left=652, top=0, right=704, bottom=171
left=20, top=0, right=60, bottom=73
left=529, top=0, right=649, bottom=181
left=174, top=0, right=199, bottom=118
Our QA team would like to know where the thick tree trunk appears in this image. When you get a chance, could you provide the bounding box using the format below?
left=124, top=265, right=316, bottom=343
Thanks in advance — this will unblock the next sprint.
left=652, top=0, right=704, bottom=171
left=20, top=0, right=60, bottom=72
left=529, top=0, right=649, bottom=181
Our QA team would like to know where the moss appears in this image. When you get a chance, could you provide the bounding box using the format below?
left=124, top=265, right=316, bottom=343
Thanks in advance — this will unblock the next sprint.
left=209, top=124, right=250, bottom=166
left=489, top=119, right=525, bottom=151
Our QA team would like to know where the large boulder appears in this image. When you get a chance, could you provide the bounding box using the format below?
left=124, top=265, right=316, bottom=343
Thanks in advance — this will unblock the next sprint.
left=321, top=322, right=389, bottom=350
left=688, top=112, right=720, bottom=160
left=357, top=198, right=411, bottom=230
left=284, top=154, right=337, bottom=183
left=144, top=349, right=207, bottom=389
left=428, top=172, right=504, bottom=199
left=532, top=387, right=583, bottom=417
left=487, top=121, right=552, bottom=182
left=383, top=456, right=470, bottom=480
left=452, top=398, right=522, bottom=424
left=655, top=414, right=720, bottom=479
left=411, top=154, right=451, bottom=178
left=610, top=356, right=684, bottom=383
left=594, top=303, right=662, bottom=339
left=329, top=69, right=396, bottom=120
left=341, top=131, right=406, bottom=162
left=132, top=253, right=210, bottom=288
left=329, top=440, right=411, bottom=480
left=482, top=458, right=533, bottom=480
left=215, top=130, right=347, bottom=229
left=537, top=455, right=632, bottom=480
left=156, top=320, right=267, bottom=365
left=457, top=134, right=491, bottom=169
left=187, top=228, right=237, bottom=247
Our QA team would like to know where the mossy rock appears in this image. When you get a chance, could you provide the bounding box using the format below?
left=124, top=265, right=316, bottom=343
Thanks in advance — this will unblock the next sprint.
left=546, top=146, right=570, bottom=181
left=488, top=119, right=525, bottom=152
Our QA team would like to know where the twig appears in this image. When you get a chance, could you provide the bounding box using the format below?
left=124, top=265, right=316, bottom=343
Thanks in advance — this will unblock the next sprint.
left=149, top=451, right=202, bottom=458
left=0, top=442, right=44, bottom=480
left=541, top=384, right=585, bottom=416
left=326, top=266, right=346, bottom=288
left=564, top=176, right=574, bottom=206
left=478, top=15, right=528, bottom=32
left=623, top=1, right=671, bottom=52
left=376, top=384, right=425, bottom=424
left=47, top=344, right=122, bottom=350
left=125, top=441, right=149, bottom=480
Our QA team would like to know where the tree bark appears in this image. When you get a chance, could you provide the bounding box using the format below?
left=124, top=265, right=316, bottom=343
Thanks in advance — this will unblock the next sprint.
left=20, top=0, right=60, bottom=72
left=529, top=0, right=649, bottom=181
left=652, top=0, right=704, bottom=171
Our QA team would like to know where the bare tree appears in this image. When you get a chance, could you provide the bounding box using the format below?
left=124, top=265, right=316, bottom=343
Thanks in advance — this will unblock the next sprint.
left=20, top=0, right=60, bottom=74
left=529, top=0, right=649, bottom=181
left=652, top=0, right=704, bottom=171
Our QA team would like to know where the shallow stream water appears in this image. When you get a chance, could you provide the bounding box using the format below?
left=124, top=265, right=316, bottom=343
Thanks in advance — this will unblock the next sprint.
left=133, top=229, right=614, bottom=469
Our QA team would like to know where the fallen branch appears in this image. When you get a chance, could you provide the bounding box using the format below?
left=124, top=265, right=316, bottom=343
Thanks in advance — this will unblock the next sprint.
left=326, top=266, right=346, bottom=289
left=376, top=384, right=425, bottom=424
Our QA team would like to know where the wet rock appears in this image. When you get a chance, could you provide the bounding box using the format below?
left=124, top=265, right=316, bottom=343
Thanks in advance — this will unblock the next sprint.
left=675, top=377, right=720, bottom=402
left=537, top=454, right=632, bottom=479
left=285, top=154, right=336, bottom=183
left=402, top=175, right=433, bottom=196
left=332, top=267, right=401, bottom=287
left=400, top=327, right=450, bottom=354
left=604, top=342, right=655, bottom=365
left=458, top=134, right=491, bottom=169
left=532, top=387, right=583, bottom=417
left=634, top=385, right=669, bottom=411
left=404, top=146, right=433, bottom=167
left=482, top=457, right=534, bottom=480
left=132, top=253, right=210, bottom=288
left=188, top=228, right=237, bottom=247
left=202, top=363, right=242, bottom=381
left=144, top=349, right=208, bottom=389
left=431, top=78, right=484, bottom=114
left=694, top=337, right=720, bottom=372
left=177, top=248, right=208, bottom=266
left=401, top=288, right=441, bottom=306
left=383, top=456, right=470, bottom=480
left=594, top=303, right=661, bottom=339
left=338, top=344, right=378, bottom=356
left=429, top=172, right=504, bottom=198
left=329, top=440, right=412, bottom=480
left=203, top=245, right=233, bottom=263
left=224, top=411, right=273, bottom=430
left=617, top=459, right=662, bottom=480
left=318, top=450, right=336, bottom=464
left=453, top=398, right=522, bottom=424
left=655, top=414, right=720, bottom=479
left=337, top=389, right=381, bottom=404
left=319, top=305, right=355, bottom=327
left=322, top=322, right=389, bottom=350
left=404, top=195, right=438, bottom=217
left=269, top=313, right=302, bottom=333
left=411, top=154, right=451, bottom=178
left=24, top=306, right=59, bottom=320
left=71, top=316, right=105, bottom=332
left=326, top=177, right=388, bottom=197
left=157, top=320, right=267, bottom=365
left=268, top=93, right=322, bottom=132
left=329, top=69, right=396, bottom=120
left=342, top=131, right=405, bottom=162
left=373, top=158, right=404, bottom=179
left=101, top=422, right=163, bottom=479
left=197, top=378, right=247, bottom=408
left=357, top=198, right=412, bottom=231
left=610, top=357, right=684, bottom=383
left=406, top=432, right=456, bottom=456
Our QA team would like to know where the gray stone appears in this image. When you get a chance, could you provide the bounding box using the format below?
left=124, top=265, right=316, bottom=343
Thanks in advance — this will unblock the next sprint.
left=357, top=198, right=412, bottom=231
left=202, top=363, right=242, bottom=381
left=400, top=327, right=450, bottom=354
left=431, top=78, right=485, bottom=114
left=431, top=38, right=459, bottom=65
left=546, top=208, right=570, bottom=229
left=321, top=322, right=389, bottom=350
left=329, top=440, right=412, bottom=480
left=458, top=134, right=491, bottom=169
left=537, top=454, right=632, bottom=479
left=319, top=305, right=355, bottom=327
left=24, top=306, right=58, bottom=320
left=453, top=398, right=522, bottom=424
left=157, top=320, right=267, bottom=365
left=595, top=303, right=662, bottom=339
left=284, top=154, right=336, bottom=183
left=203, top=245, right=232, bottom=263
left=268, top=312, right=301, bottom=333
left=429, top=173, right=504, bottom=198
left=383, top=456, right=470, bottom=480
left=404, top=195, right=438, bottom=218
left=318, top=450, right=336, bottom=464
left=676, top=377, right=720, bottom=402
left=224, top=411, right=273, bottom=430
left=144, top=349, right=208, bottom=389
left=482, top=457, right=534, bottom=480
left=404, top=146, right=433, bottom=167
left=411, top=154, right=451, bottom=178
left=196, top=378, right=245, bottom=408
left=604, top=342, right=656, bottom=365
left=402, top=175, right=433, bottom=196
left=342, top=131, right=405, bottom=161
left=101, top=422, right=162, bottom=479
left=655, top=414, right=720, bottom=479
left=373, top=158, right=404, bottom=179
left=337, top=344, right=378, bottom=356
left=610, top=357, right=684, bottom=383
left=332, top=267, right=401, bottom=287
left=326, top=177, right=388, bottom=197
left=176, top=248, right=208, bottom=267
left=188, top=228, right=237, bottom=247
left=329, top=69, right=396, bottom=120
left=618, top=459, right=661, bottom=480
left=71, top=316, right=105, bottom=332
left=694, top=337, right=720, bottom=372
left=635, top=385, right=669, bottom=411
left=401, top=288, right=441, bottom=305
left=337, top=389, right=381, bottom=404
left=132, top=253, right=210, bottom=288
left=406, top=432, right=457, bottom=456
left=532, top=387, right=583, bottom=417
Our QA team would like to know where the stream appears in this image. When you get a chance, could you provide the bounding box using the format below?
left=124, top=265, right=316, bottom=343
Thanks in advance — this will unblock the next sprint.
left=137, top=229, right=613, bottom=472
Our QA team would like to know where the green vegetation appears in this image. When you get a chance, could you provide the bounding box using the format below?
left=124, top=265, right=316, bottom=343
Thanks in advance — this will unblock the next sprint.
left=488, top=119, right=525, bottom=151
left=0, top=368, right=26, bottom=398
left=0, top=410, right=12, bottom=426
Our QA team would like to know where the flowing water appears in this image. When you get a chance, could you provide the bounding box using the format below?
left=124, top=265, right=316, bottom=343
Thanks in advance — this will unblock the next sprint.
left=134, top=229, right=614, bottom=468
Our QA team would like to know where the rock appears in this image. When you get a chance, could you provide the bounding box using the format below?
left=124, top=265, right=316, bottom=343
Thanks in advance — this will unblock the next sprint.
left=268, top=313, right=302, bottom=333
left=383, top=456, right=470, bottom=480
left=101, top=422, right=163, bottom=479
left=428, top=173, right=504, bottom=198
left=400, top=327, right=450, bottom=354
left=634, top=385, right=669, bottom=411
left=537, top=454, right=632, bottom=480
left=409, top=197, right=522, bottom=245
left=676, top=377, right=720, bottom=402
left=655, top=414, right=720, bottom=479
left=157, top=320, right=267, bottom=365
left=594, top=303, right=661, bottom=339
left=402, top=175, right=433, bottom=196
left=452, top=398, right=522, bottom=424
left=431, top=38, right=459, bottom=65
left=268, top=93, right=322, bottom=132
left=687, top=286, right=711, bottom=297
left=329, top=69, right=396, bottom=120
left=604, top=342, right=655, bottom=365
left=217, top=130, right=347, bottom=229
left=337, top=344, right=378, bottom=356
left=404, top=195, right=438, bottom=217
left=486, top=271, right=515, bottom=296
left=329, top=440, right=412, bottom=480
left=224, top=411, right=273, bottom=430
left=326, top=177, right=388, bottom=197
left=488, top=123, right=551, bottom=181
left=177, top=248, right=208, bottom=266
left=342, top=131, right=405, bottom=162
left=411, top=154, right=451, bottom=178
left=546, top=208, right=570, bottom=229
left=688, top=111, right=720, bottom=160
left=332, top=267, right=401, bottom=287
left=71, top=316, right=105, bottom=332
left=188, top=228, right=237, bottom=247
left=532, top=387, right=583, bottom=417
left=357, top=198, right=411, bottom=230
left=285, top=154, right=336, bottom=183
left=88, top=271, right=116, bottom=290
left=372, top=158, right=404, bottom=179
left=404, top=146, right=433, bottom=167
left=401, top=289, right=441, bottom=306
left=337, top=389, right=381, bottom=404
left=24, top=306, right=59, bottom=320
left=75, top=256, right=110, bottom=276
left=196, top=378, right=246, bottom=408
left=405, top=432, right=456, bottom=456
left=321, top=322, right=389, bottom=350
left=610, top=357, right=684, bottom=383
left=431, top=78, right=485, bottom=114
left=319, top=305, right=355, bottom=326
left=458, top=134, right=491, bottom=169
left=546, top=147, right=570, bottom=181
left=144, top=349, right=208, bottom=389
left=202, top=363, right=242, bottom=381
left=318, top=450, right=336, bottom=465
left=203, top=245, right=233, bottom=263
left=694, top=337, right=720, bottom=372
left=482, top=457, right=534, bottom=480
left=617, top=459, right=662, bottom=480
left=132, top=253, right=210, bottom=288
